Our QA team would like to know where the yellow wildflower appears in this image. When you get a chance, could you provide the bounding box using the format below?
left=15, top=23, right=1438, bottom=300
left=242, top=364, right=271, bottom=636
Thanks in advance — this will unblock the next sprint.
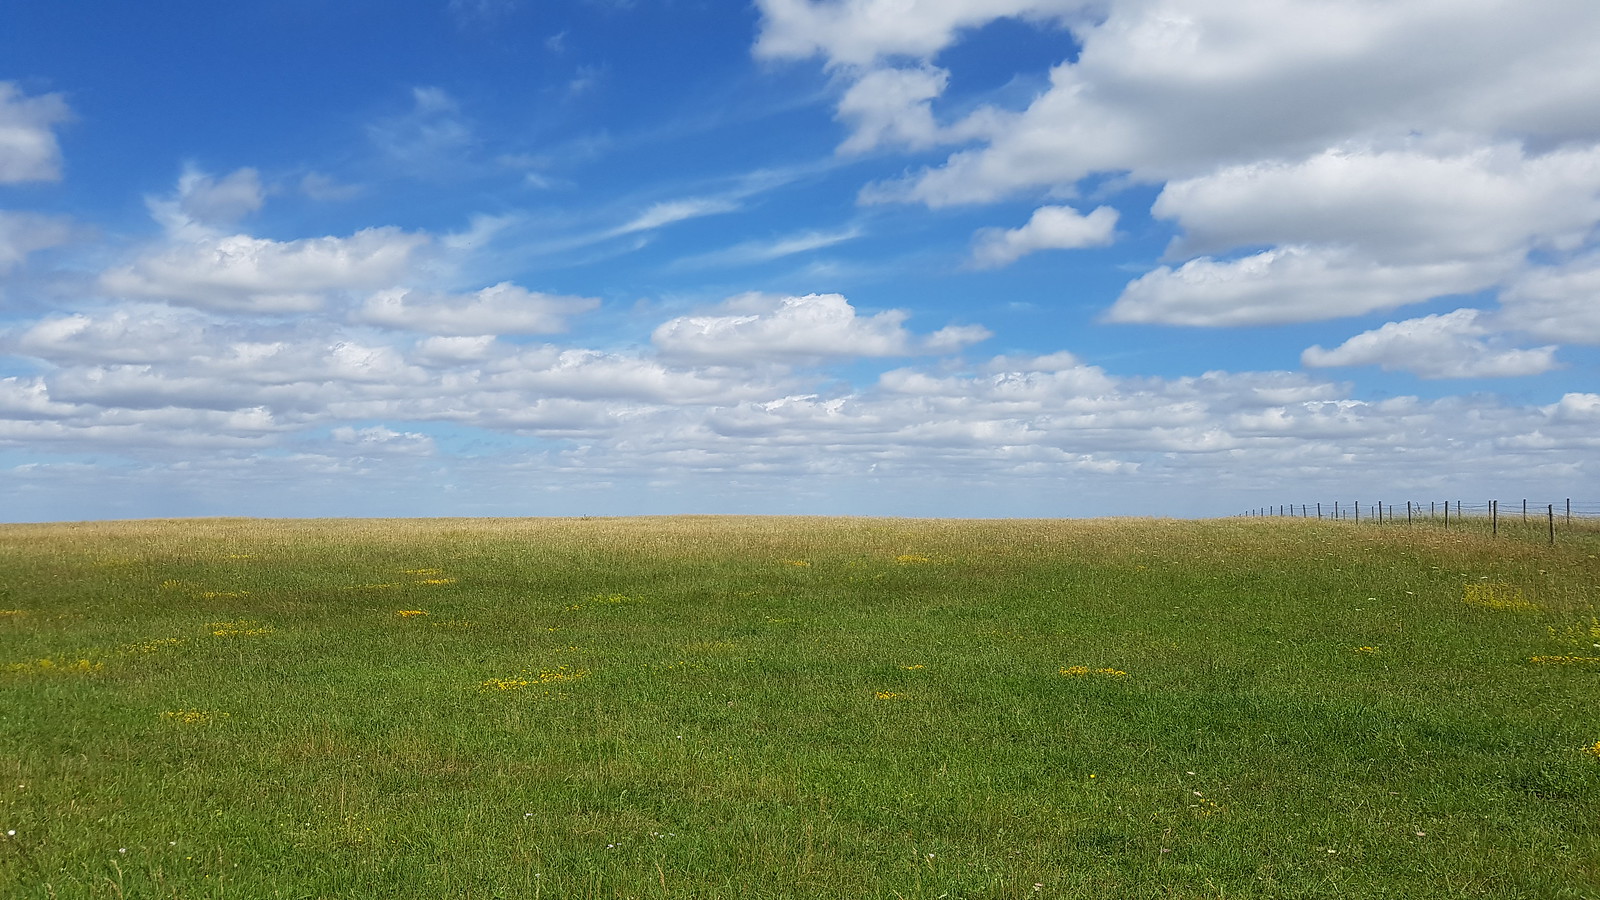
left=1353, top=646, right=1380, bottom=654
left=6, top=657, right=103, bottom=674
left=1584, top=740, right=1600, bottom=759
left=1531, top=655, right=1600, bottom=665
left=210, top=619, right=273, bottom=637
left=120, top=637, right=186, bottom=654
left=901, top=664, right=926, bottom=670
left=395, top=610, right=429, bottom=618
left=1059, top=665, right=1128, bottom=678
left=480, top=666, right=588, bottom=691
left=874, top=690, right=900, bottom=700
left=1463, top=583, right=1539, bottom=613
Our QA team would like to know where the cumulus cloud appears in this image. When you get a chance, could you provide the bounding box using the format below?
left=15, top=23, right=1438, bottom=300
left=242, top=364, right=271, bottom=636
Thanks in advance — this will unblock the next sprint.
left=1498, top=254, right=1600, bottom=344
left=4, top=295, right=1598, bottom=511
left=0, top=83, right=71, bottom=183
left=971, top=204, right=1117, bottom=268
left=835, top=65, right=950, bottom=154
left=1105, top=245, right=1507, bottom=327
left=652, top=292, right=990, bottom=364
left=762, top=2, right=1600, bottom=336
left=413, top=335, right=499, bottom=365
left=7, top=306, right=221, bottom=365
left=101, top=227, right=429, bottom=313
left=851, top=0, right=1600, bottom=205
left=1302, top=309, right=1559, bottom=379
left=357, top=282, right=600, bottom=335
left=1154, top=144, right=1600, bottom=263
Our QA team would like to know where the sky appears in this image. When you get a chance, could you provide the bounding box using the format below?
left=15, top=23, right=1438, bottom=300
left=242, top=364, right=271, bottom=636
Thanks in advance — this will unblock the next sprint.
left=1, top=0, right=1598, bottom=522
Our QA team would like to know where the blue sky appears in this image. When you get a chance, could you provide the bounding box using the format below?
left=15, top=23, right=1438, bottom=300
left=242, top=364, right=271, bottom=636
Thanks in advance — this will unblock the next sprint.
left=2, top=0, right=1598, bottom=521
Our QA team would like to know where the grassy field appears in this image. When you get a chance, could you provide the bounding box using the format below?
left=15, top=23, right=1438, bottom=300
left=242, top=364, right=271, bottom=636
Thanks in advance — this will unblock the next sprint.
left=2, top=515, right=1598, bottom=899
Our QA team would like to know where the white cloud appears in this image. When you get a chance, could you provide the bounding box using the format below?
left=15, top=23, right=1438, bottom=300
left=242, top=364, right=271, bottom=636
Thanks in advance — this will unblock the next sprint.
left=299, top=172, right=363, bottom=202
left=1302, top=309, right=1559, bottom=379
left=835, top=65, right=950, bottom=154
left=357, top=282, right=599, bottom=335
left=101, top=227, right=429, bottom=313
left=1108, top=143, right=1600, bottom=326
left=0, top=83, right=71, bottom=183
left=861, top=0, right=1600, bottom=205
left=754, top=0, right=1085, bottom=69
left=481, top=348, right=767, bottom=405
left=4, top=300, right=1598, bottom=511
left=671, top=226, right=862, bottom=269
left=613, top=197, right=741, bottom=235
left=764, top=1, right=1600, bottom=338
left=173, top=166, right=265, bottom=227
left=0, top=376, right=80, bottom=420
left=1499, top=254, right=1600, bottom=344
left=331, top=424, right=436, bottom=455
left=1154, top=144, right=1600, bottom=263
left=414, top=335, right=499, bottom=365
left=652, top=292, right=990, bottom=363
left=0, top=211, right=72, bottom=272
left=971, top=204, right=1117, bottom=268
left=1106, top=245, right=1506, bottom=327
left=368, top=86, right=474, bottom=172
left=7, top=306, right=220, bottom=365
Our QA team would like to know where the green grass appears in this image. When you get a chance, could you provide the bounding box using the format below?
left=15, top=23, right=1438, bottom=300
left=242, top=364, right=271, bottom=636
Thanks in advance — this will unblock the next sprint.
left=2, top=515, right=1598, bottom=899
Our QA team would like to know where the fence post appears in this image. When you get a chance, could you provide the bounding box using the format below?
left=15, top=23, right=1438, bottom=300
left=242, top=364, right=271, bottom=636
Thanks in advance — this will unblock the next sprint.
left=1523, top=499, right=1527, bottom=524
left=1549, top=504, right=1555, bottom=546
left=1567, top=499, right=1571, bottom=525
left=1443, top=501, right=1448, bottom=528
left=1407, top=501, right=1412, bottom=525
left=1492, top=499, right=1497, bottom=536
left=1317, top=502, right=1322, bottom=519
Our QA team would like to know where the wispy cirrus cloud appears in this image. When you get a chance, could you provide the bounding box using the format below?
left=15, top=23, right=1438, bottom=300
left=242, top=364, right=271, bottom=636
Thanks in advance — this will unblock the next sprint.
left=670, top=225, right=863, bottom=270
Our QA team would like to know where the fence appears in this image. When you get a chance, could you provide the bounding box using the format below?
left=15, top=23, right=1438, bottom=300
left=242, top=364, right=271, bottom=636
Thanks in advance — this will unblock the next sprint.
left=1237, top=499, right=1600, bottom=544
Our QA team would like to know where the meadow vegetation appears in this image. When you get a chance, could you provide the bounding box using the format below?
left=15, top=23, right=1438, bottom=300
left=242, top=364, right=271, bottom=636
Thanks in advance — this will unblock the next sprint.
left=2, top=514, right=1598, bottom=898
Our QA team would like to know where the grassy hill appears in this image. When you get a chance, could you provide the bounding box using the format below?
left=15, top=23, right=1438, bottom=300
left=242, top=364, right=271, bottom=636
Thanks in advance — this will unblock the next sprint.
left=2, top=516, right=1598, bottom=898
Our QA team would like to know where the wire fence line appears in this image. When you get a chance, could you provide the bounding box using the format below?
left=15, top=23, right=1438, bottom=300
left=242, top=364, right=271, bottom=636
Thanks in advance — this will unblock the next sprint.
left=1238, top=499, right=1600, bottom=544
